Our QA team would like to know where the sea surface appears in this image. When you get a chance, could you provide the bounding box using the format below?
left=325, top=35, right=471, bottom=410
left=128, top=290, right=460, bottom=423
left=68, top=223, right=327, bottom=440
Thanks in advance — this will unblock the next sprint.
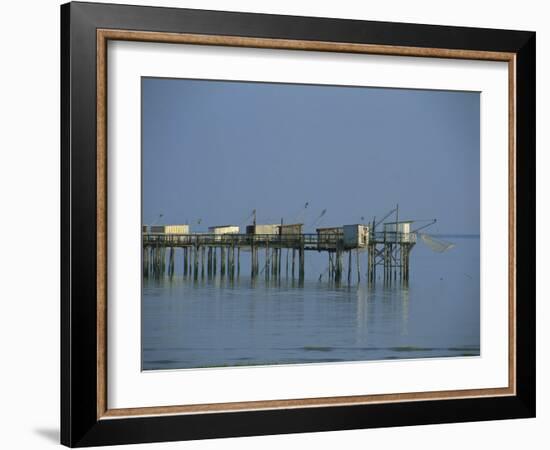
left=142, top=236, right=480, bottom=370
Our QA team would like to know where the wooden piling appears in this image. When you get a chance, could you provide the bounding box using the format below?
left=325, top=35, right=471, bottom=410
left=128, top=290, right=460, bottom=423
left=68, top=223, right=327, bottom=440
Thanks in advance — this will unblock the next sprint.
left=230, top=245, right=235, bottom=279
left=367, top=244, right=373, bottom=283
left=150, top=247, right=153, bottom=276
left=373, top=246, right=377, bottom=282
left=383, top=245, right=388, bottom=284
left=286, top=249, right=289, bottom=279
left=221, top=246, right=226, bottom=277
left=199, top=246, right=204, bottom=279
left=183, top=248, right=188, bottom=276
left=226, top=246, right=231, bottom=278
left=299, top=245, right=305, bottom=282
left=339, top=251, right=342, bottom=283
left=348, top=250, right=351, bottom=285
left=267, top=248, right=271, bottom=278
left=147, top=247, right=151, bottom=277
left=143, top=246, right=148, bottom=277
left=356, top=248, right=361, bottom=283
left=333, top=252, right=337, bottom=281
left=251, top=240, right=256, bottom=279
left=152, top=247, right=156, bottom=277
left=393, top=244, right=397, bottom=281
left=193, top=246, right=199, bottom=280
left=278, top=248, right=282, bottom=278
left=213, top=247, right=217, bottom=276
left=255, top=247, right=259, bottom=277
left=145, top=247, right=149, bottom=277
left=336, top=249, right=343, bottom=284
left=153, top=246, right=158, bottom=277
left=169, top=247, right=175, bottom=277
left=207, top=247, right=212, bottom=277
left=265, top=242, right=270, bottom=280
left=157, top=246, right=160, bottom=277
left=161, top=247, right=166, bottom=275
left=155, top=247, right=159, bottom=276
left=333, top=250, right=338, bottom=283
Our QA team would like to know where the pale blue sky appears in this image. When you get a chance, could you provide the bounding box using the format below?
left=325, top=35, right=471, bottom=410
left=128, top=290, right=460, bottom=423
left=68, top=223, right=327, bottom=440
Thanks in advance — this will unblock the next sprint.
left=142, top=78, right=480, bottom=234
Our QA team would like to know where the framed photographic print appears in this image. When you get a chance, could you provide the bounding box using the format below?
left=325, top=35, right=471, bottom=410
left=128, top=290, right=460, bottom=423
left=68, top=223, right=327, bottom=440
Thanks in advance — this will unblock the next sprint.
left=61, top=1, right=535, bottom=447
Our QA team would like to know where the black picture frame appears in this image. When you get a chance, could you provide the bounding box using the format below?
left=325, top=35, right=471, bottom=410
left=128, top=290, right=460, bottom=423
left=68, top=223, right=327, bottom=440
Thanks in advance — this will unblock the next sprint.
left=61, top=1, right=535, bottom=447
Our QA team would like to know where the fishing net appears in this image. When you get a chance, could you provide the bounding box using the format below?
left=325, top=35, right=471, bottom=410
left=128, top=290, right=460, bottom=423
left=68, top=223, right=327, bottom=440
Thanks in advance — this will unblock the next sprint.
left=420, top=233, right=455, bottom=253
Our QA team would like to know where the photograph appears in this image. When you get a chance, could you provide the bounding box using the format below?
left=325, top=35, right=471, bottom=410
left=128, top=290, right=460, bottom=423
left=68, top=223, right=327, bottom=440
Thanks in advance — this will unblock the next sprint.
left=141, top=77, right=481, bottom=371
left=56, top=1, right=536, bottom=447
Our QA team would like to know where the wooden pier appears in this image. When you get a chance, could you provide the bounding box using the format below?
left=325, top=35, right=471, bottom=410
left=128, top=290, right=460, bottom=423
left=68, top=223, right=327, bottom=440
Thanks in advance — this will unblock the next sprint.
left=142, top=229, right=417, bottom=285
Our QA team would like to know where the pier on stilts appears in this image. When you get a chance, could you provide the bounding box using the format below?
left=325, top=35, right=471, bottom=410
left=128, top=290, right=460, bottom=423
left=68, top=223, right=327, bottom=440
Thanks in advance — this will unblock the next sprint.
left=142, top=206, right=435, bottom=286
left=143, top=231, right=309, bottom=283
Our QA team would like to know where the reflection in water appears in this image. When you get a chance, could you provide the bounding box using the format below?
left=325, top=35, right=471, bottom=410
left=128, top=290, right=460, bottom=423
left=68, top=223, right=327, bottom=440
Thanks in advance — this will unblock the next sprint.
left=401, top=286, right=410, bottom=336
left=142, top=237, right=480, bottom=370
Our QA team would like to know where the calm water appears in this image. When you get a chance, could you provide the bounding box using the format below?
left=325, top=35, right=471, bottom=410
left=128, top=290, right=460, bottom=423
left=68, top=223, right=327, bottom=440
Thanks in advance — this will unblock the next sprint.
left=142, top=236, right=480, bottom=370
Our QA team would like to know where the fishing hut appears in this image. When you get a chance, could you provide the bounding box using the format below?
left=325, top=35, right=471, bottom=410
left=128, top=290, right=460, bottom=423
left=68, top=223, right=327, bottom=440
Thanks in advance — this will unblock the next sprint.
left=150, top=224, right=190, bottom=234
left=246, top=224, right=279, bottom=235
left=343, top=224, right=369, bottom=249
left=208, top=225, right=240, bottom=237
left=316, top=227, right=343, bottom=250
left=278, top=223, right=303, bottom=235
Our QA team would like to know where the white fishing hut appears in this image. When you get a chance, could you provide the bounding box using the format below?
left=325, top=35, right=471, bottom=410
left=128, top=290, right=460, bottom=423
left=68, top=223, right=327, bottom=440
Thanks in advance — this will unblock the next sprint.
left=208, top=225, right=240, bottom=235
left=383, top=221, right=413, bottom=242
left=246, top=224, right=280, bottom=235
left=343, top=224, right=369, bottom=249
left=150, top=224, right=190, bottom=234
